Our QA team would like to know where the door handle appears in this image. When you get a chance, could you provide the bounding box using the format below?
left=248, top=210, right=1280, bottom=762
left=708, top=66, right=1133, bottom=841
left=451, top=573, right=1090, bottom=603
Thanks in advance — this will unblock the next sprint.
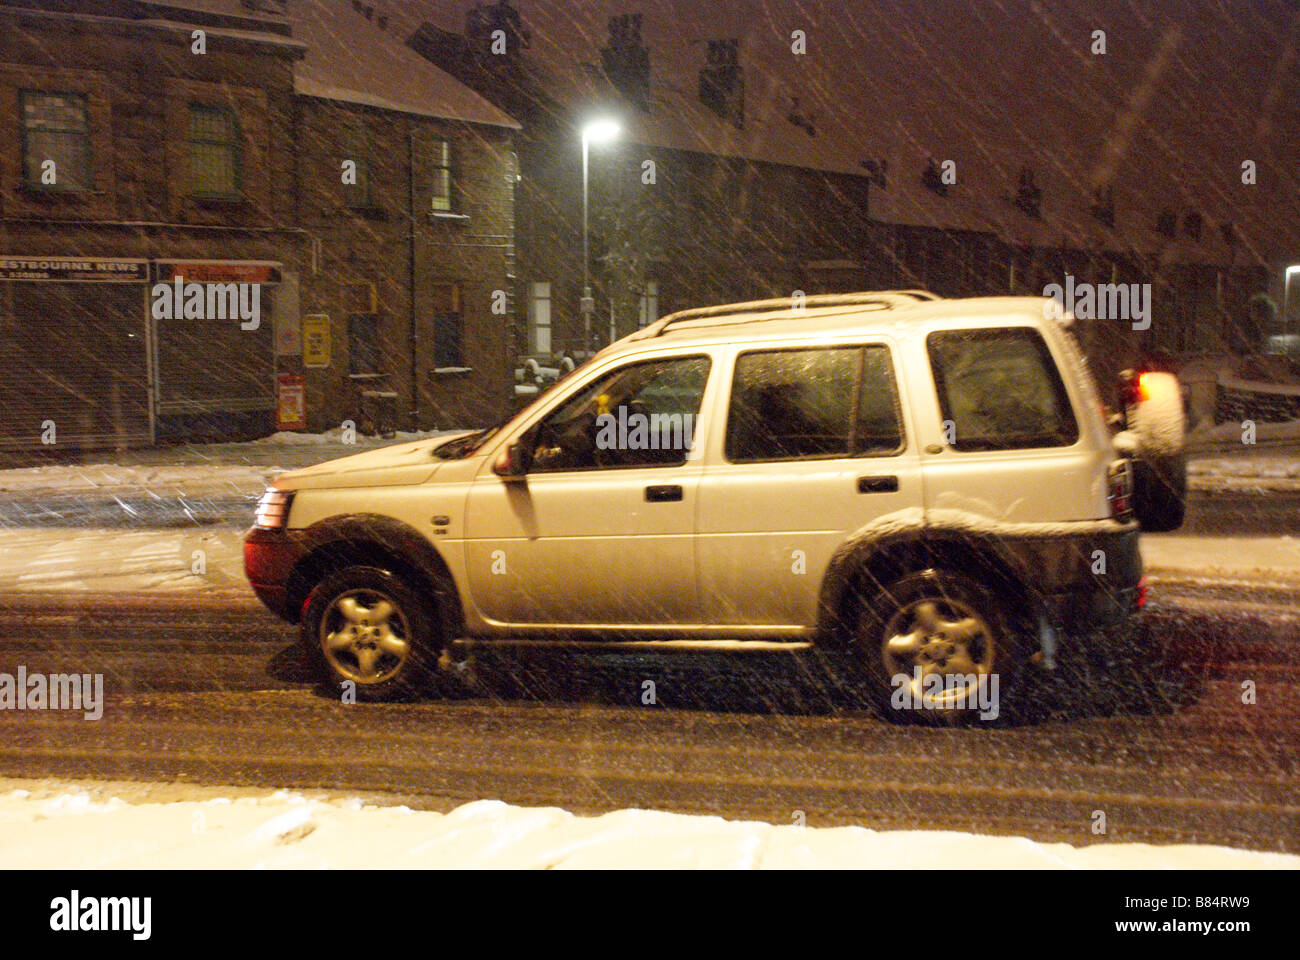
left=857, top=475, right=899, bottom=494
left=645, top=484, right=683, bottom=502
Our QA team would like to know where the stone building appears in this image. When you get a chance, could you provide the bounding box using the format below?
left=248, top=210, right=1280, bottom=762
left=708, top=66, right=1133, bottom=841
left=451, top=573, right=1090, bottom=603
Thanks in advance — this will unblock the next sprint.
left=0, top=0, right=518, bottom=453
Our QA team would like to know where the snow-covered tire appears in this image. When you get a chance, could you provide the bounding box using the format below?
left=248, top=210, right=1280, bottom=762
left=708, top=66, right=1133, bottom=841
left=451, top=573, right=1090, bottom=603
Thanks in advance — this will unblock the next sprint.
left=301, top=565, right=445, bottom=701
left=1128, top=372, right=1187, bottom=532
left=852, top=570, right=1028, bottom=725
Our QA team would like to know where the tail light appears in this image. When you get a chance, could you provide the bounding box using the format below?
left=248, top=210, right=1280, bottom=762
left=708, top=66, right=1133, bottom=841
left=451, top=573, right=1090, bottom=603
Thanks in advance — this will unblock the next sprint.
left=1136, top=371, right=1153, bottom=403
left=1117, top=368, right=1148, bottom=409
left=1135, top=577, right=1149, bottom=609
left=1107, top=459, right=1134, bottom=520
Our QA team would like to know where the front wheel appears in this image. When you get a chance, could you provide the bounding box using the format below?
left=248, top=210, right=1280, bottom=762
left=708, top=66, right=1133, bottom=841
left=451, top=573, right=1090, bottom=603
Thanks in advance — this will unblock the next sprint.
left=301, top=565, right=443, bottom=701
left=854, top=570, right=1026, bottom=724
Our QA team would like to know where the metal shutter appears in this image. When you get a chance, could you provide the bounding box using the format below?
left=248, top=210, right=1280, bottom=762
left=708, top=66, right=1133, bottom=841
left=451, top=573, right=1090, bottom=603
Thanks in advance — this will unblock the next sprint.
left=0, top=282, right=151, bottom=452
left=154, top=297, right=274, bottom=417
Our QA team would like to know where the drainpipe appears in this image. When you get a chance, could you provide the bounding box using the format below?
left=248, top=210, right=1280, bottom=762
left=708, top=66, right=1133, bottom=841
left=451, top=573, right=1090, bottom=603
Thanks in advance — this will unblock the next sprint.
left=408, top=127, right=419, bottom=429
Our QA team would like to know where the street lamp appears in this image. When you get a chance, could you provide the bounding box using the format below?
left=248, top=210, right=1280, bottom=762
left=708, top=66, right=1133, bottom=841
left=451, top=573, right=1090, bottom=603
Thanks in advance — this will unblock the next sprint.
left=581, top=118, right=620, bottom=352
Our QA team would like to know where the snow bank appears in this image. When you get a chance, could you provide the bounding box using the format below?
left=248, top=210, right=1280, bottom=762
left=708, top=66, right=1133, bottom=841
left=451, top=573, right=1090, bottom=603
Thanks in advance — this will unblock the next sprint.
left=0, top=528, right=247, bottom=593
left=1142, top=534, right=1300, bottom=581
left=250, top=428, right=456, bottom=446
left=0, top=783, right=1293, bottom=869
left=1187, top=416, right=1300, bottom=448
left=1189, top=456, right=1300, bottom=480
left=0, top=429, right=470, bottom=495
left=1218, top=376, right=1300, bottom=397
left=0, top=463, right=279, bottom=497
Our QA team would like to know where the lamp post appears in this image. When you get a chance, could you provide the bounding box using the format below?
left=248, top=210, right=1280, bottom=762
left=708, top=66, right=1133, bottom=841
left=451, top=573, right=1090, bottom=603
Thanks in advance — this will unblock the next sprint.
left=580, top=118, right=620, bottom=352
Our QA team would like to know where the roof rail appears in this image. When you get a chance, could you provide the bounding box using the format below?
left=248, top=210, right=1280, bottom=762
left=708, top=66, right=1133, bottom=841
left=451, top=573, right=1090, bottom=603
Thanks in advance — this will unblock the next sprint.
left=633, top=290, right=941, bottom=339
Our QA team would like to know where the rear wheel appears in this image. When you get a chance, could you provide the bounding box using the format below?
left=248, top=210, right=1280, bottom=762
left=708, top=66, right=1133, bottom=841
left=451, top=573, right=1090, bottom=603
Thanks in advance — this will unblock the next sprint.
left=301, top=565, right=443, bottom=701
left=854, top=570, right=1026, bottom=724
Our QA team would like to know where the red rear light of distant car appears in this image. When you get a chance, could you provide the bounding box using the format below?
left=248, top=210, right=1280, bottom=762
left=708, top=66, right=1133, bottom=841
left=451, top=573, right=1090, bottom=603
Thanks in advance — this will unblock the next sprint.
left=1136, top=577, right=1149, bottom=609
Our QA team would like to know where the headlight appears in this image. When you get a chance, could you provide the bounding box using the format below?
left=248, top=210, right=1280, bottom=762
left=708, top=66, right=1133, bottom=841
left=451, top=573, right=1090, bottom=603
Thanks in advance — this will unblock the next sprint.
left=254, top=489, right=294, bottom=530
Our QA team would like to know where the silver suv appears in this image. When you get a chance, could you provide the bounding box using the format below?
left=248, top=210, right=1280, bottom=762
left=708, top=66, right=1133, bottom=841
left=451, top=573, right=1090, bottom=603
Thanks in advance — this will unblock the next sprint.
left=245, top=292, right=1185, bottom=719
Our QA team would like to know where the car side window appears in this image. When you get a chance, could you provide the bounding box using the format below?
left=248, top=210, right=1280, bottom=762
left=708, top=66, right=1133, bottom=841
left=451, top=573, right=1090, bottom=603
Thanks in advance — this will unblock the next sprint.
left=927, top=327, right=1079, bottom=450
left=725, top=345, right=904, bottom=462
left=530, top=355, right=711, bottom=472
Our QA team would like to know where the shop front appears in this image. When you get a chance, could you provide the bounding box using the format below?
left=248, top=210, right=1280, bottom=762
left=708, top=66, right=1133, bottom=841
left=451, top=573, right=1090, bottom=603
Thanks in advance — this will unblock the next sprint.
left=0, top=256, right=152, bottom=453
left=0, top=255, right=290, bottom=452
left=150, top=260, right=282, bottom=441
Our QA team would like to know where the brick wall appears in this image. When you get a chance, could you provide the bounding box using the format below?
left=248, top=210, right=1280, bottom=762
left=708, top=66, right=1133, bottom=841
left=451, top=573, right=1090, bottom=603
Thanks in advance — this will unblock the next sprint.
left=0, top=2, right=516, bottom=442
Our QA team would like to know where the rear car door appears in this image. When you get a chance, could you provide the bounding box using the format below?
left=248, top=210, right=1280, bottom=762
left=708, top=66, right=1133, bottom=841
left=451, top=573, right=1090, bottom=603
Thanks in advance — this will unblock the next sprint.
left=695, top=339, right=923, bottom=629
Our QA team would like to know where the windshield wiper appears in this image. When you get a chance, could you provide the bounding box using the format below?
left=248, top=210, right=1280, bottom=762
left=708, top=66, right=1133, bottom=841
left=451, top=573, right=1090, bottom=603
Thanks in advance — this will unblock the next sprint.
left=433, top=420, right=506, bottom=459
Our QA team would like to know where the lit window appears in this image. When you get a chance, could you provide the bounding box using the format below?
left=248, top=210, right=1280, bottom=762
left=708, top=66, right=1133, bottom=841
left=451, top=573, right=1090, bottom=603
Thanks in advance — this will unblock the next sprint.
left=431, top=139, right=455, bottom=212
left=638, top=281, right=659, bottom=328
left=188, top=104, right=241, bottom=199
left=21, top=91, right=91, bottom=191
left=528, top=282, right=552, bottom=353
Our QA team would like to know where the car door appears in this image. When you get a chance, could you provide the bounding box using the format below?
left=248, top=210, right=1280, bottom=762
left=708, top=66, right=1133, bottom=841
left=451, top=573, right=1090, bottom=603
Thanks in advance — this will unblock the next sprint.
left=695, top=339, right=923, bottom=629
left=463, top=352, right=713, bottom=631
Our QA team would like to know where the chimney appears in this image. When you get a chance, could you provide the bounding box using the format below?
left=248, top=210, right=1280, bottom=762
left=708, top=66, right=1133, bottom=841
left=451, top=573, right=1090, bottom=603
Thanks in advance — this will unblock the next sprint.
left=1014, top=165, right=1042, bottom=219
left=601, top=13, right=651, bottom=111
left=698, top=39, right=744, bottom=128
left=466, top=0, right=530, bottom=63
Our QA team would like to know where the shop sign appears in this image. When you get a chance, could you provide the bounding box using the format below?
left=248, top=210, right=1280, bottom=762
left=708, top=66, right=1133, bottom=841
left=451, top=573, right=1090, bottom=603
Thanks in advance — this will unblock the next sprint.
left=302, top=314, right=331, bottom=368
left=276, top=374, right=307, bottom=430
left=0, top=256, right=149, bottom=282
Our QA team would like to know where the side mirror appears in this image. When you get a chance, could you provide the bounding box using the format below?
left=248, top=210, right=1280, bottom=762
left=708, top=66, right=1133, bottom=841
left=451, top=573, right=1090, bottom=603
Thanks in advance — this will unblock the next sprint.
left=492, top=440, right=532, bottom=480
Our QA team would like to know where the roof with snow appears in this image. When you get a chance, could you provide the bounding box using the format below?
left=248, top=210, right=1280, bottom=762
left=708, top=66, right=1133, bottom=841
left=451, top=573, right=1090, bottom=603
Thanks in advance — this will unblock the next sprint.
left=290, top=1, right=518, bottom=127
left=128, top=0, right=518, bottom=128
left=384, top=0, right=1300, bottom=264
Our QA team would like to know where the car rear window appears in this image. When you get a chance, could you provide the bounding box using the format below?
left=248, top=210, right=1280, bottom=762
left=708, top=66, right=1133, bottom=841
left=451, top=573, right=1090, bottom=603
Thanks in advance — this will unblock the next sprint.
left=725, top=344, right=904, bottom=462
left=927, top=327, right=1078, bottom=451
